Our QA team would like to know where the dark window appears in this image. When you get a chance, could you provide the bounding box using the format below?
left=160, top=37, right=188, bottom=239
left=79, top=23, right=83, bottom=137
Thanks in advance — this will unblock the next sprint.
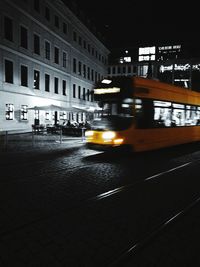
left=33, top=70, right=40, bottom=89
left=88, top=44, right=90, bottom=53
left=73, top=84, right=76, bottom=98
left=73, top=58, right=76, bottom=73
left=83, top=64, right=86, bottom=78
left=91, top=91, right=94, bottom=102
left=45, top=41, right=50, bottom=60
left=91, top=69, right=94, bottom=81
left=54, top=47, right=59, bottom=64
left=87, top=67, right=90, bottom=80
left=45, top=6, right=50, bottom=21
left=45, top=74, right=50, bottom=92
left=63, top=22, right=67, bottom=34
left=34, top=34, right=40, bottom=55
left=73, top=31, right=77, bottom=42
left=34, top=0, right=40, bottom=12
left=83, top=87, right=86, bottom=100
left=78, top=36, right=82, bottom=46
left=83, top=40, right=86, bottom=49
left=62, top=80, right=66, bottom=95
left=87, top=89, right=90, bottom=101
left=63, top=52, right=67, bottom=68
left=78, top=61, right=82, bottom=75
left=54, top=15, right=59, bottom=28
left=20, top=26, right=28, bottom=49
left=5, top=60, right=13, bottom=83
left=21, top=65, right=28, bottom=87
left=78, top=86, right=81, bottom=99
left=4, top=16, right=13, bottom=41
left=54, top=77, right=58, bottom=94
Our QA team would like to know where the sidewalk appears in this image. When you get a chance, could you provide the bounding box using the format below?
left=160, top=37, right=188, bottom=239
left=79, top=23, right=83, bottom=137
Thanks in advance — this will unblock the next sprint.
left=0, top=132, right=85, bottom=163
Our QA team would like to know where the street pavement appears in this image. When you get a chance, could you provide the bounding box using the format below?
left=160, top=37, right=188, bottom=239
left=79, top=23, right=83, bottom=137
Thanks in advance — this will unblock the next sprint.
left=1, top=134, right=200, bottom=266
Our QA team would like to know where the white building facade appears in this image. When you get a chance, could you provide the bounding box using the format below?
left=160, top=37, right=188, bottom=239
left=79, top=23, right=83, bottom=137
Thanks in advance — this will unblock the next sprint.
left=0, top=0, right=109, bottom=131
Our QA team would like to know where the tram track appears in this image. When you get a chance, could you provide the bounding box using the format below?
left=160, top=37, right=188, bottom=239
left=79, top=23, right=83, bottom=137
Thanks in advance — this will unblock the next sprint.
left=108, top=194, right=200, bottom=266
left=0, top=157, right=199, bottom=266
left=0, top=160, right=193, bottom=238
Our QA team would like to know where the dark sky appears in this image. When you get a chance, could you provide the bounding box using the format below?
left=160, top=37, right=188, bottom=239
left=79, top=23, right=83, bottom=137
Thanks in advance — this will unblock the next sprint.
left=64, top=0, right=200, bottom=49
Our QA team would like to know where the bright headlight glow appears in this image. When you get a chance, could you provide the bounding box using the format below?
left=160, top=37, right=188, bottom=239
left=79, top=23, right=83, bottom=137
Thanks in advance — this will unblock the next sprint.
left=102, top=131, right=116, bottom=140
left=113, top=138, right=124, bottom=145
left=85, top=130, right=94, bottom=137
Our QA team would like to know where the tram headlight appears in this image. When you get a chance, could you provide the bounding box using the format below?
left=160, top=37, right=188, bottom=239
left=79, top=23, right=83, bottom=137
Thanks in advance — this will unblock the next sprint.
left=102, top=131, right=116, bottom=140
left=85, top=130, right=94, bottom=137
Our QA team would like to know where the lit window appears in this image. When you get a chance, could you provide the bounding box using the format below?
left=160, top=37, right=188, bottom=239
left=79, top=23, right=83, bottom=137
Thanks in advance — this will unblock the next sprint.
left=34, top=110, right=39, bottom=119
left=33, top=70, right=40, bottom=89
left=6, top=104, right=14, bottom=120
left=21, top=105, right=28, bottom=120
left=60, top=112, right=67, bottom=120
left=45, top=112, right=50, bottom=120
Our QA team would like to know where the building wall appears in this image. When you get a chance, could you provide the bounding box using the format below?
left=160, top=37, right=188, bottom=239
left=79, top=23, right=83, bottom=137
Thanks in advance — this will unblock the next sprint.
left=107, top=46, right=200, bottom=90
left=0, top=0, right=109, bottom=131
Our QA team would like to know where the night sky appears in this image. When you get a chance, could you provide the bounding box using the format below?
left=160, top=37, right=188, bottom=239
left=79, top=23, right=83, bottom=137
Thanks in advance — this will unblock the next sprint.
left=63, top=0, right=200, bottom=49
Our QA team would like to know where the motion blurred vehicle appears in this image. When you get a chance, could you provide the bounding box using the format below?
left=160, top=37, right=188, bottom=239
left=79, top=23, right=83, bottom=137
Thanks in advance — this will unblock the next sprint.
left=85, top=76, right=200, bottom=152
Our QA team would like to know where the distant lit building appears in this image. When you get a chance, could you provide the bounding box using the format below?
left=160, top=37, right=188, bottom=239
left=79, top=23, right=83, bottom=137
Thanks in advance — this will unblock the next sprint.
left=0, top=0, right=109, bottom=131
left=108, top=44, right=200, bottom=91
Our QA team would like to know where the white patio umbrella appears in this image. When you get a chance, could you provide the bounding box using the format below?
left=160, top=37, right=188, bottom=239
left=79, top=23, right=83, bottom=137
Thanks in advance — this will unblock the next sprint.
left=72, top=105, right=102, bottom=113
left=28, top=104, right=72, bottom=111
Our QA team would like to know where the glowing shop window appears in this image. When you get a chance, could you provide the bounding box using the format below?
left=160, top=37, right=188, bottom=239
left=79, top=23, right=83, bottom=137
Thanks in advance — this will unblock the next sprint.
left=59, top=112, right=67, bottom=120
left=34, top=110, right=39, bottom=119
left=6, top=104, right=14, bottom=120
left=45, top=112, right=50, bottom=120
left=124, top=57, right=131, bottom=62
left=21, top=105, right=28, bottom=120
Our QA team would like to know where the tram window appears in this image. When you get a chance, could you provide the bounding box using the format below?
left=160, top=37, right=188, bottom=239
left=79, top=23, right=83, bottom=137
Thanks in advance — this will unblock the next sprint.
left=197, top=107, right=200, bottom=125
left=153, top=100, right=172, bottom=127
left=172, top=108, right=185, bottom=126
left=185, top=106, right=198, bottom=125
left=120, top=98, right=134, bottom=116
left=135, top=98, right=200, bottom=129
left=154, top=107, right=171, bottom=127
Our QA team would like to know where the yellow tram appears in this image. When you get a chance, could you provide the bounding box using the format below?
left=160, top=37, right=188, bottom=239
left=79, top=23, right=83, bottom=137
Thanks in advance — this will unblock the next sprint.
left=85, top=76, right=200, bottom=152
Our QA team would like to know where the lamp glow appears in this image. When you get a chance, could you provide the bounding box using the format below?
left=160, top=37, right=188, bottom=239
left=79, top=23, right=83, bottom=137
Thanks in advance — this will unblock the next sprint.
left=85, top=130, right=94, bottom=137
left=102, top=131, right=116, bottom=140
